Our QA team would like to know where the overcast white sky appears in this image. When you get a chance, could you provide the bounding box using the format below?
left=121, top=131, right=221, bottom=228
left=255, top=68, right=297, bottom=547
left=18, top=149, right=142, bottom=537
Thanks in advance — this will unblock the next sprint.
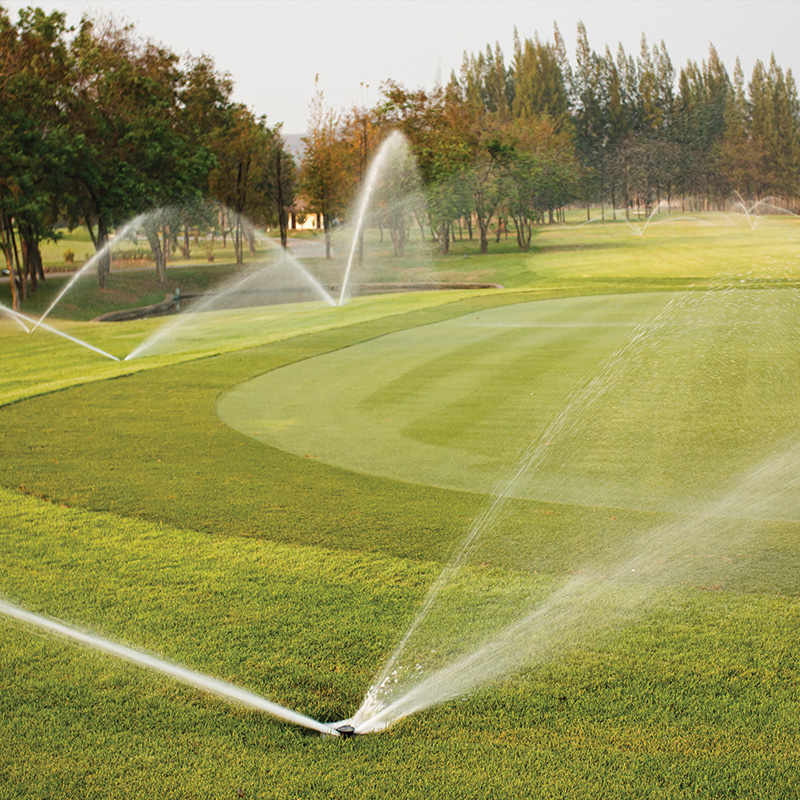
left=4, top=1, right=798, bottom=133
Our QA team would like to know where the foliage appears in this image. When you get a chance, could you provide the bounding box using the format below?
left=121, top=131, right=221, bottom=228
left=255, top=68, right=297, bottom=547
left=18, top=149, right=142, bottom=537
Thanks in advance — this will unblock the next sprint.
left=0, top=6, right=294, bottom=295
left=299, top=81, right=354, bottom=258
left=438, top=23, right=800, bottom=226
left=0, top=6, right=73, bottom=306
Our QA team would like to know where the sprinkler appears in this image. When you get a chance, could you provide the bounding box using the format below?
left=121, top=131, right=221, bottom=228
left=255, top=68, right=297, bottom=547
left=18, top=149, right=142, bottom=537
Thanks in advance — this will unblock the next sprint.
left=334, top=723, right=358, bottom=738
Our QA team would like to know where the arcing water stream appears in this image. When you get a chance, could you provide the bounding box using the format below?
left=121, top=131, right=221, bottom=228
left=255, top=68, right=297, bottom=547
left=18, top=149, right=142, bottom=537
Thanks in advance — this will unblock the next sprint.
left=2, top=303, right=119, bottom=361
left=31, top=214, right=147, bottom=333
left=338, top=131, right=405, bottom=305
left=124, top=235, right=336, bottom=361
left=0, top=598, right=339, bottom=736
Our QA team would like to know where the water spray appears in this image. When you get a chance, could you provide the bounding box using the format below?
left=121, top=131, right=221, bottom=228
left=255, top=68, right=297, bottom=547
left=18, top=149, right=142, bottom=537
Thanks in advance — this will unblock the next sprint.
left=1, top=307, right=119, bottom=361
left=0, top=302, right=31, bottom=332
left=0, top=598, right=344, bottom=737
left=31, top=214, right=147, bottom=333
left=339, top=131, right=408, bottom=306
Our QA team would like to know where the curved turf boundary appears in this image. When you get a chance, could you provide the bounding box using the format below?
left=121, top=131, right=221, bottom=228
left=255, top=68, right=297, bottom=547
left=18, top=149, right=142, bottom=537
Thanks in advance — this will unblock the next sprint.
left=0, top=287, right=796, bottom=592
left=0, top=289, right=701, bottom=575
left=0, top=292, right=553, bottom=564
left=216, top=293, right=673, bottom=500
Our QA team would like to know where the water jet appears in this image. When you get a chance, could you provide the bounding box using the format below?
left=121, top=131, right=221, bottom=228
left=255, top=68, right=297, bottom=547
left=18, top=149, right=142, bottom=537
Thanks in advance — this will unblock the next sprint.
left=2, top=305, right=119, bottom=360
left=31, top=213, right=148, bottom=332
left=346, top=268, right=800, bottom=732
left=0, top=302, right=31, bottom=332
left=338, top=131, right=426, bottom=305
left=0, top=598, right=341, bottom=737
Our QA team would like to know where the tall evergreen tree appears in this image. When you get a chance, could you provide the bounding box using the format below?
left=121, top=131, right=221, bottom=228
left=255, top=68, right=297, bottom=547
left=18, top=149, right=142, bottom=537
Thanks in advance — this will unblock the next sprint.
left=511, top=29, right=568, bottom=128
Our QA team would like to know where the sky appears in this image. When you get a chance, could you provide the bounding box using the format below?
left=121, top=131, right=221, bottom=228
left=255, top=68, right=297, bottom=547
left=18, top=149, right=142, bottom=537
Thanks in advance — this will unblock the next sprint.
left=4, top=0, right=799, bottom=134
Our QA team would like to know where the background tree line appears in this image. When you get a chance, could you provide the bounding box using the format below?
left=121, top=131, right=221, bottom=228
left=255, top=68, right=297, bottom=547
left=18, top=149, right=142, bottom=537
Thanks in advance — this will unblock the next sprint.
left=4, top=7, right=800, bottom=307
left=0, top=6, right=294, bottom=309
left=300, top=22, right=800, bottom=256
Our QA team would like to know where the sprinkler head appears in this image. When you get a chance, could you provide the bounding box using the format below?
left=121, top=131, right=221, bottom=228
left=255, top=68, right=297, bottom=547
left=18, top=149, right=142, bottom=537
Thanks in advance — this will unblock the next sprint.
left=335, top=724, right=357, bottom=738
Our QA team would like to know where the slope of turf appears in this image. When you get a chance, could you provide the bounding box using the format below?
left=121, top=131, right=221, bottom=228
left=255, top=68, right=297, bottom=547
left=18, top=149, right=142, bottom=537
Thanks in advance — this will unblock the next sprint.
left=1, top=489, right=798, bottom=799
left=1, top=218, right=799, bottom=798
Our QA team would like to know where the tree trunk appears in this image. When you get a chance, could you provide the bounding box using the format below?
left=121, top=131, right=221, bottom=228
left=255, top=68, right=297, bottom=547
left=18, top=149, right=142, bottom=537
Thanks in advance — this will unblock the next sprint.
left=511, top=214, right=532, bottom=251
left=20, top=224, right=43, bottom=294
left=96, top=218, right=111, bottom=289
left=415, top=212, right=426, bottom=243
left=0, top=208, right=20, bottom=311
left=220, top=208, right=228, bottom=248
left=479, top=222, right=489, bottom=254
left=233, top=215, right=244, bottom=264
left=146, top=227, right=167, bottom=282
left=323, top=207, right=331, bottom=259
left=182, top=219, right=191, bottom=259
left=438, top=222, right=450, bottom=255
left=276, top=148, right=288, bottom=249
left=8, top=220, right=25, bottom=300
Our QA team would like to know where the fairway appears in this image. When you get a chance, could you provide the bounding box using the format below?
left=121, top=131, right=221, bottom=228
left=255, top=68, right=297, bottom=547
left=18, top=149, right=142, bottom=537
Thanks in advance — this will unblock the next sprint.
left=1, top=217, right=799, bottom=799
left=218, top=293, right=673, bottom=495
left=218, top=289, right=800, bottom=518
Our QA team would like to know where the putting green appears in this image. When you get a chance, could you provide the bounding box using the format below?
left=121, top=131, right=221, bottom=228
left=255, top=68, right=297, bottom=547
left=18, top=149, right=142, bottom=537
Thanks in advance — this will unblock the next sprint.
left=218, top=291, right=800, bottom=517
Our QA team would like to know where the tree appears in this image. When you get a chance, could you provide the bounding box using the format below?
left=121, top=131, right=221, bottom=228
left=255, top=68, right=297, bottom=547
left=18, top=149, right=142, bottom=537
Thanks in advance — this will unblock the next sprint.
left=742, top=57, right=800, bottom=198
left=0, top=6, right=72, bottom=308
left=468, top=144, right=503, bottom=254
left=65, top=15, right=208, bottom=286
left=374, top=80, right=472, bottom=253
left=511, top=29, right=569, bottom=128
left=270, top=138, right=295, bottom=249
left=720, top=58, right=761, bottom=198
left=206, top=104, right=281, bottom=263
left=495, top=144, right=539, bottom=250
left=300, top=81, right=352, bottom=259
left=571, top=22, right=604, bottom=215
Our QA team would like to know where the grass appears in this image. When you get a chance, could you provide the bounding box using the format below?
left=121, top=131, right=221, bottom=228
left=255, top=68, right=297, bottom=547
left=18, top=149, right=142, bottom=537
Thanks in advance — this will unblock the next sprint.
left=16, top=214, right=800, bottom=321
left=38, top=226, right=274, bottom=271
left=7, top=262, right=261, bottom=321
left=216, top=293, right=677, bottom=493
left=217, top=287, right=800, bottom=513
left=1, top=214, right=799, bottom=798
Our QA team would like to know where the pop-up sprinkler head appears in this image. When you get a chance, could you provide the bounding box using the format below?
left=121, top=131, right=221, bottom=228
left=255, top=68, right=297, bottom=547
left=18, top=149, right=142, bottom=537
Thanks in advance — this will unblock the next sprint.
left=336, top=724, right=357, bottom=738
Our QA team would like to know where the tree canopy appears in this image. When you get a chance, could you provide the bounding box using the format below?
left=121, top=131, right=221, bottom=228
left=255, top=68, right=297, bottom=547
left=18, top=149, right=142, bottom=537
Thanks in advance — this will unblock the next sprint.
left=0, top=7, right=294, bottom=305
left=3, top=7, right=800, bottom=303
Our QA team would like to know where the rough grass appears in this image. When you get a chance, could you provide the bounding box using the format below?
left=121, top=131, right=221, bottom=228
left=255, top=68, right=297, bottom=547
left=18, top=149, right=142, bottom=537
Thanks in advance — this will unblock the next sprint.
left=1, top=492, right=797, bottom=799
left=1, top=216, right=799, bottom=798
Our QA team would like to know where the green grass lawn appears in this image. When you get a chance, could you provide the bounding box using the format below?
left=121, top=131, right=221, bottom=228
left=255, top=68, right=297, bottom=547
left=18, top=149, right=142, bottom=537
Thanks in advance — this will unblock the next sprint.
left=1, top=215, right=799, bottom=798
left=38, top=225, right=276, bottom=271
left=218, top=287, right=800, bottom=514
